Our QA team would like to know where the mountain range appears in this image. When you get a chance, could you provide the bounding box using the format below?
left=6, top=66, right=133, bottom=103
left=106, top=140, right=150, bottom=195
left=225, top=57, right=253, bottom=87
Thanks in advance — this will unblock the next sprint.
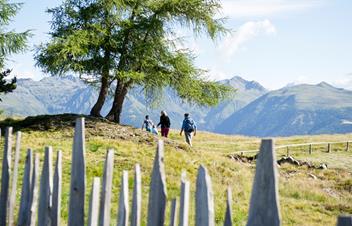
left=216, top=82, right=352, bottom=136
left=1, top=75, right=352, bottom=136
left=0, top=76, right=266, bottom=131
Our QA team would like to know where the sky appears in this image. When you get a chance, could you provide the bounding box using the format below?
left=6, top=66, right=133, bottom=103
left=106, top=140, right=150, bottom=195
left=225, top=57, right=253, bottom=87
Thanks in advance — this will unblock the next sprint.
left=5, top=0, right=352, bottom=90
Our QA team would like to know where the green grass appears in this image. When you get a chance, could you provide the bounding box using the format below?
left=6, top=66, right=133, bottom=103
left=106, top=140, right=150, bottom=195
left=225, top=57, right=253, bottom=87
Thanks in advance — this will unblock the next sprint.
left=1, top=116, right=352, bottom=226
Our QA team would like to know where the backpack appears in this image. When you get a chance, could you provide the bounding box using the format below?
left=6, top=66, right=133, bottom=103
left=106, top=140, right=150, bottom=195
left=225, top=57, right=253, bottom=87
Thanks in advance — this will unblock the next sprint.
left=184, top=118, right=195, bottom=132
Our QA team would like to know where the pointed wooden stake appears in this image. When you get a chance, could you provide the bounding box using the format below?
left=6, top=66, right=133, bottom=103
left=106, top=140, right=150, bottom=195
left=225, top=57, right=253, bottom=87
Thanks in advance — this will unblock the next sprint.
left=131, top=164, right=142, bottom=226
left=99, top=149, right=114, bottom=226
left=179, top=172, right=190, bottom=226
left=18, top=149, right=33, bottom=226
left=169, top=198, right=178, bottom=226
left=52, top=150, right=62, bottom=226
left=195, top=165, right=215, bottom=226
left=68, top=117, right=86, bottom=226
left=246, top=139, right=281, bottom=226
left=147, top=140, right=167, bottom=226
left=8, top=131, right=21, bottom=226
left=38, top=146, right=53, bottom=226
left=0, top=127, right=12, bottom=226
left=224, top=188, right=233, bottom=226
left=88, top=178, right=101, bottom=226
left=117, top=171, right=129, bottom=226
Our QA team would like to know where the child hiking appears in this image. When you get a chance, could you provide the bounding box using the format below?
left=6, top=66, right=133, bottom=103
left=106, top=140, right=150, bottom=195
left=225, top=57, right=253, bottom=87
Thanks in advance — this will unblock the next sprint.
left=141, top=115, right=154, bottom=132
left=180, top=113, right=197, bottom=147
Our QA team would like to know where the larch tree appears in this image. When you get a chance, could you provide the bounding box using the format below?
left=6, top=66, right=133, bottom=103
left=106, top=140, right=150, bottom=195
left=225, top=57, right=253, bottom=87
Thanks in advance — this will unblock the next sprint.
left=35, top=0, right=233, bottom=122
left=0, top=0, right=31, bottom=97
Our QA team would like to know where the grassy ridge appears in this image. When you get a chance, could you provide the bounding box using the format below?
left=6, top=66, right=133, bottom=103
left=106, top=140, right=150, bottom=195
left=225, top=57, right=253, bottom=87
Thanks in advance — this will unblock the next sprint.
left=0, top=115, right=351, bottom=225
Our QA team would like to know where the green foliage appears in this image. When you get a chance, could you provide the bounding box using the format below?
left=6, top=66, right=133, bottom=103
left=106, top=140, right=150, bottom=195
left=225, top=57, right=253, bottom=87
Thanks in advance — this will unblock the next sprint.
left=0, top=0, right=31, bottom=69
left=35, top=0, right=233, bottom=114
left=0, top=69, right=16, bottom=101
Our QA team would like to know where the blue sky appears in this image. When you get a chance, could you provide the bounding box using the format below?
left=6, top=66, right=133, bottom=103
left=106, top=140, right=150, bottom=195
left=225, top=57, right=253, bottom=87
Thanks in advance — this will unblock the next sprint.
left=5, top=0, right=352, bottom=90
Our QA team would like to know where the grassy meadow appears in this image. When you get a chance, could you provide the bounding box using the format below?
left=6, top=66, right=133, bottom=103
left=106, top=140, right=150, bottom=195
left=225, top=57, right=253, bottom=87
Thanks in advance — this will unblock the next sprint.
left=0, top=116, right=351, bottom=226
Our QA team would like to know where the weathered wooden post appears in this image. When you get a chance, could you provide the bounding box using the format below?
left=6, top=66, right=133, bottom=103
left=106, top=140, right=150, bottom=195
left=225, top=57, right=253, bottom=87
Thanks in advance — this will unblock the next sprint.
left=131, top=164, right=142, bottom=226
left=0, top=127, right=12, bottom=226
left=179, top=172, right=190, bottom=226
left=169, top=198, right=178, bottom=226
left=8, top=131, right=21, bottom=226
left=117, top=171, right=129, bottom=226
left=88, top=178, right=101, bottom=226
left=68, top=117, right=86, bottom=226
left=52, top=150, right=62, bottom=226
left=38, top=146, right=54, bottom=226
left=224, top=188, right=233, bottom=226
left=286, top=146, right=289, bottom=157
left=99, top=149, right=114, bottom=226
left=246, top=139, right=281, bottom=226
left=18, top=149, right=33, bottom=226
left=346, top=142, right=350, bottom=152
left=147, top=140, right=167, bottom=226
left=328, top=143, right=331, bottom=153
left=195, top=165, right=215, bottom=226
left=309, top=144, right=312, bottom=155
left=337, top=215, right=352, bottom=226
left=28, top=153, right=40, bottom=226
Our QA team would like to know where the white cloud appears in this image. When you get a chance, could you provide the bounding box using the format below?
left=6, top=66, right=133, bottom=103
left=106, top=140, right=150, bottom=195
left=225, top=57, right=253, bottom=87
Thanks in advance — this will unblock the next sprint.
left=220, top=0, right=321, bottom=18
left=218, top=19, right=276, bottom=57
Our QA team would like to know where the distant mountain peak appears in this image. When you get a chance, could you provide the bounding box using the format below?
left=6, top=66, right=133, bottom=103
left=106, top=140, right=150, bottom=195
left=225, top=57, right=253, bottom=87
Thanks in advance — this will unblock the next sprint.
left=222, top=76, right=267, bottom=92
left=317, top=81, right=333, bottom=88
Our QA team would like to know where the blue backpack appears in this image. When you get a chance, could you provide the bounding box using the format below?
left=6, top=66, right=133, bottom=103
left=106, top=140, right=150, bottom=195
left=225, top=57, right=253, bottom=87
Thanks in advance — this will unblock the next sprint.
left=184, top=118, right=195, bottom=132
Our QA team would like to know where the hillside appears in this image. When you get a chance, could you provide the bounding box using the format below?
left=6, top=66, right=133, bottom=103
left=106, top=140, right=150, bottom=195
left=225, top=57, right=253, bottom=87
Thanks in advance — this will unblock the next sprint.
left=0, top=75, right=267, bottom=131
left=216, top=82, right=352, bottom=136
left=0, top=115, right=351, bottom=225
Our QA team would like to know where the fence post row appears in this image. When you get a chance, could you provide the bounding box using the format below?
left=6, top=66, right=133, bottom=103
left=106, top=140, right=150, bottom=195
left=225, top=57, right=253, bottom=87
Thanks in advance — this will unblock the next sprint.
left=1, top=117, right=351, bottom=226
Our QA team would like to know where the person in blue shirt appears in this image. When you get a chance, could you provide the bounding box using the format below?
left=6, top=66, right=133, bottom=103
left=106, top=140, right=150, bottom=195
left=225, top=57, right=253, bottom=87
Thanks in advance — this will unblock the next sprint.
left=180, top=113, right=197, bottom=147
left=141, top=115, right=154, bottom=132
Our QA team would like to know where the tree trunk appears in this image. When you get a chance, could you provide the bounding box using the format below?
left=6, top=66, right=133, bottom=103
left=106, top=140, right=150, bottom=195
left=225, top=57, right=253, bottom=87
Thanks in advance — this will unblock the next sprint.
left=90, top=75, right=109, bottom=117
left=90, top=51, right=111, bottom=117
left=106, top=81, right=128, bottom=123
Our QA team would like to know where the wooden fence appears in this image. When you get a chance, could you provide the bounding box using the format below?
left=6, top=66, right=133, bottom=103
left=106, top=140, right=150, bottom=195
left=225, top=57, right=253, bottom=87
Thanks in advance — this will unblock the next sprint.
left=234, top=141, right=352, bottom=156
left=0, top=118, right=351, bottom=226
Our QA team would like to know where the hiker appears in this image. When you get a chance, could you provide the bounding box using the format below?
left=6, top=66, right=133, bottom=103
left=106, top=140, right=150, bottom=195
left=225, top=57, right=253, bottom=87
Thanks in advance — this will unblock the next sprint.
left=157, top=110, right=171, bottom=137
left=141, top=115, right=154, bottom=132
left=180, top=113, right=197, bottom=147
